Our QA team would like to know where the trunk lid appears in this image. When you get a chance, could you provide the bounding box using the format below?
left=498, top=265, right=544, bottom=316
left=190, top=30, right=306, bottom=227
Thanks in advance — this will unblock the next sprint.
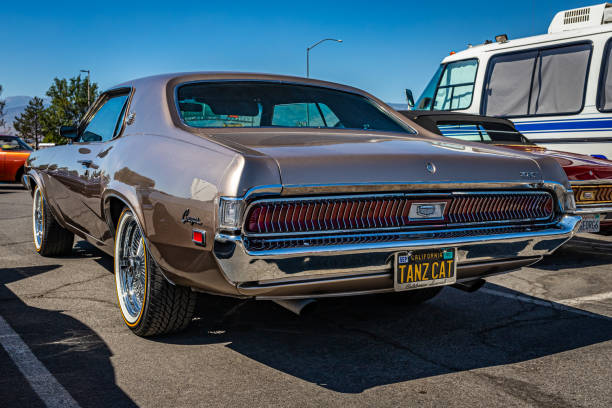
left=208, top=130, right=545, bottom=187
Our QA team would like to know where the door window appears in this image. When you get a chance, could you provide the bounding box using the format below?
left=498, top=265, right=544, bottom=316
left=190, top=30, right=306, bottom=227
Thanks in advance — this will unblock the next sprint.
left=432, top=59, right=478, bottom=110
left=81, top=94, right=129, bottom=142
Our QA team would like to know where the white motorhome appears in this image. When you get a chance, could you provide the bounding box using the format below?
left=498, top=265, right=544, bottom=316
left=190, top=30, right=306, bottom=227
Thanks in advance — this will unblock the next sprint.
left=414, top=3, right=612, bottom=159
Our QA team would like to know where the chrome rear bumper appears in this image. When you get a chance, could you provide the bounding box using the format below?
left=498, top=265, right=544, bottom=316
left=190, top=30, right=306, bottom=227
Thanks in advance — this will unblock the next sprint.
left=213, top=215, right=581, bottom=298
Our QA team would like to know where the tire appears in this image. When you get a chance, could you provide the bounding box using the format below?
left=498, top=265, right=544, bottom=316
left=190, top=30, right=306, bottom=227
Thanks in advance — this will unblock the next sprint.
left=114, top=209, right=196, bottom=336
left=32, top=185, right=74, bottom=256
left=15, top=167, right=25, bottom=186
left=383, top=286, right=444, bottom=306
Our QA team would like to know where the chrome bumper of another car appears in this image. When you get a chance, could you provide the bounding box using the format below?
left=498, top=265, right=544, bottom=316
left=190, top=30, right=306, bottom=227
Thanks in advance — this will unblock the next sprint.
left=213, top=215, right=581, bottom=298
left=574, top=205, right=612, bottom=215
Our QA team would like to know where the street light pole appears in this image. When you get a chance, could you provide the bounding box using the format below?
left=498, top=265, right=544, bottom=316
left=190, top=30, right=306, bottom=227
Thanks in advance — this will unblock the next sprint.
left=306, top=38, right=342, bottom=78
left=80, top=69, right=91, bottom=106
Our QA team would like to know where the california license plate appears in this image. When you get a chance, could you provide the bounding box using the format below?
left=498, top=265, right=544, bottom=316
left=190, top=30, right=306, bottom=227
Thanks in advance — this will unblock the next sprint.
left=394, top=248, right=457, bottom=291
left=578, top=214, right=600, bottom=233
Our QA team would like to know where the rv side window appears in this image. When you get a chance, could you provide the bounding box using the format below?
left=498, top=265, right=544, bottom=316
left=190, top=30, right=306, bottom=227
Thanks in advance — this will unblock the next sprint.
left=598, top=38, right=612, bottom=111
left=432, top=59, right=478, bottom=110
left=482, top=51, right=538, bottom=116
left=483, top=43, right=591, bottom=117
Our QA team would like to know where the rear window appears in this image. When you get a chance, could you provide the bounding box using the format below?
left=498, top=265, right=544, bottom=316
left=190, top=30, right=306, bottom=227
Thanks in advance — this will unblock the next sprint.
left=176, top=82, right=413, bottom=133
left=482, top=43, right=591, bottom=117
left=436, top=121, right=528, bottom=144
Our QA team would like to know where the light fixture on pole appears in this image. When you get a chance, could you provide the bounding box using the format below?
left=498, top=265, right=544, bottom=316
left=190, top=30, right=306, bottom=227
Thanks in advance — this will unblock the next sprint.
left=80, top=69, right=91, bottom=106
left=306, top=38, right=342, bottom=78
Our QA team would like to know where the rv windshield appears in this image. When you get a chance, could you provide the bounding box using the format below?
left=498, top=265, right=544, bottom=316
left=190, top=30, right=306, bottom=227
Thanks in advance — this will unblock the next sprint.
left=414, top=65, right=442, bottom=110
left=415, top=59, right=478, bottom=111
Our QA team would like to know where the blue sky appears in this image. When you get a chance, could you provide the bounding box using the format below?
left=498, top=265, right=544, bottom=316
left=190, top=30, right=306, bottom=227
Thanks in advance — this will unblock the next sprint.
left=0, top=0, right=592, bottom=103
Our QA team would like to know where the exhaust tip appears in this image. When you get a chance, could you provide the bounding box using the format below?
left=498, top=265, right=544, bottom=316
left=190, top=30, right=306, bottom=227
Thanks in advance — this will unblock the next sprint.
left=452, top=278, right=486, bottom=293
left=272, top=299, right=317, bottom=316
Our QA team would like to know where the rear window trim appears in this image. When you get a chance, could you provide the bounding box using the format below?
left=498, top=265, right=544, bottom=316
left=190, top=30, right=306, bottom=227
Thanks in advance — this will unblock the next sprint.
left=173, top=79, right=416, bottom=134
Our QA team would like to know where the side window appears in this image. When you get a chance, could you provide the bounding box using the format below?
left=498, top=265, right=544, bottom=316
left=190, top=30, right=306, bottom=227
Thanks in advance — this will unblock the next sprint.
left=482, top=51, right=538, bottom=116
left=483, top=43, right=591, bottom=117
left=272, top=103, right=326, bottom=127
left=598, top=38, right=612, bottom=111
left=433, top=59, right=478, bottom=110
left=530, top=44, right=591, bottom=115
left=81, top=94, right=129, bottom=142
left=318, top=103, right=342, bottom=127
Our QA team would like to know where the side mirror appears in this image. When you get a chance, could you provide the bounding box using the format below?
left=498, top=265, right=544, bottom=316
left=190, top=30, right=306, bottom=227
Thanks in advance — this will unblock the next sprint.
left=405, top=89, right=415, bottom=108
left=59, top=125, right=78, bottom=141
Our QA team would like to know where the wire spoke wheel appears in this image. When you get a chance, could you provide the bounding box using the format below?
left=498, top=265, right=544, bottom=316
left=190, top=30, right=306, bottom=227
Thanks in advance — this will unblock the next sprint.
left=113, top=208, right=196, bottom=336
left=32, top=188, right=44, bottom=250
left=115, top=211, right=147, bottom=325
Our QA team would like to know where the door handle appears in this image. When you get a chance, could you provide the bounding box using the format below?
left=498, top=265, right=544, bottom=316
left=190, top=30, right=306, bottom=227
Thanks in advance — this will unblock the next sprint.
left=77, top=159, right=93, bottom=168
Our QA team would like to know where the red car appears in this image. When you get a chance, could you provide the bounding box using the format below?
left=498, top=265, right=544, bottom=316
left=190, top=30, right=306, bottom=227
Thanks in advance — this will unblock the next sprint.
left=0, top=135, right=32, bottom=184
left=401, top=111, right=612, bottom=233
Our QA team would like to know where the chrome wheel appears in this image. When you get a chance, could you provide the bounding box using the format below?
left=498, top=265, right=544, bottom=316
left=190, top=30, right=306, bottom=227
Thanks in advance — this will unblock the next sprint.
left=33, top=187, right=44, bottom=250
left=115, top=211, right=147, bottom=325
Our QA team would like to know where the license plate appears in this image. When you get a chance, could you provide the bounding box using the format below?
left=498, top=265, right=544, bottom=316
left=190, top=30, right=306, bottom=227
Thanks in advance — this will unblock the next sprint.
left=578, top=214, right=600, bottom=233
left=394, top=248, right=457, bottom=291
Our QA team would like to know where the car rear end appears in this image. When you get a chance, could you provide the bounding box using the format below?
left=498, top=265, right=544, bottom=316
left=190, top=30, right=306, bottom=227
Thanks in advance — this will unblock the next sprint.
left=213, top=182, right=580, bottom=299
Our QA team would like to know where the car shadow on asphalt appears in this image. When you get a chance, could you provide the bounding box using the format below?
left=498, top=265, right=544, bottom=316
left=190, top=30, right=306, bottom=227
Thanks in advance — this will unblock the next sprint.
left=533, top=235, right=612, bottom=270
left=0, top=265, right=137, bottom=408
left=56, top=239, right=612, bottom=394
left=154, top=283, right=612, bottom=394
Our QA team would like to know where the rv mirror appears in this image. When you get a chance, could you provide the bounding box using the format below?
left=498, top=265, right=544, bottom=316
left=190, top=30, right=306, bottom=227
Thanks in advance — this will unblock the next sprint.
left=405, top=89, right=415, bottom=108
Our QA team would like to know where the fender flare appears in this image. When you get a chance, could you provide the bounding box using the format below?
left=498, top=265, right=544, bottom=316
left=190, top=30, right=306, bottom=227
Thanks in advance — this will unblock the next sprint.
left=101, top=188, right=176, bottom=285
left=24, top=169, right=70, bottom=230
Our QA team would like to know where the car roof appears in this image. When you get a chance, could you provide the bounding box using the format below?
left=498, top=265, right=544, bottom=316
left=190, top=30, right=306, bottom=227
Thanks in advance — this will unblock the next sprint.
left=110, top=72, right=376, bottom=100
left=398, top=110, right=517, bottom=128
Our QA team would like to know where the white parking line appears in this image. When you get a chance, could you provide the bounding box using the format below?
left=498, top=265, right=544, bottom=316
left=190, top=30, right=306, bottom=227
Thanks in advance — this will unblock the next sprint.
left=0, top=315, right=81, bottom=408
left=479, top=288, right=612, bottom=320
left=559, top=291, right=612, bottom=306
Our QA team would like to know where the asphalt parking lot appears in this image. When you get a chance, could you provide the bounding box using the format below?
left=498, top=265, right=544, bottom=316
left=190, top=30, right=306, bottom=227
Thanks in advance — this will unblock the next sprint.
left=1, top=184, right=611, bottom=408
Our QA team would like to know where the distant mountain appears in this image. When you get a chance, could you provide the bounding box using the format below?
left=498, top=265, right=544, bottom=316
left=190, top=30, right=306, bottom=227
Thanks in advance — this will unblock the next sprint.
left=1, top=96, right=51, bottom=135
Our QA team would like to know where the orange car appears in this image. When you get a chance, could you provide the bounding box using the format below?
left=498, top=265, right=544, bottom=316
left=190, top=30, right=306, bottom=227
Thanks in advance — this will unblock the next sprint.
left=0, top=135, right=32, bottom=183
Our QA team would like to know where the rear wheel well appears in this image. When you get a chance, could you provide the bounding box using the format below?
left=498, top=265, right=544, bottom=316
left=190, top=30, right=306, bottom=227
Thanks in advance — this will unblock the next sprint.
left=26, top=174, right=37, bottom=197
left=15, top=166, right=24, bottom=183
left=107, top=197, right=127, bottom=236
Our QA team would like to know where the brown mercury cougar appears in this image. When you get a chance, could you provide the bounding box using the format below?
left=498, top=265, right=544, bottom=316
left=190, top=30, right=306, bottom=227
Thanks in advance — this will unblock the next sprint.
left=24, top=72, right=581, bottom=336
